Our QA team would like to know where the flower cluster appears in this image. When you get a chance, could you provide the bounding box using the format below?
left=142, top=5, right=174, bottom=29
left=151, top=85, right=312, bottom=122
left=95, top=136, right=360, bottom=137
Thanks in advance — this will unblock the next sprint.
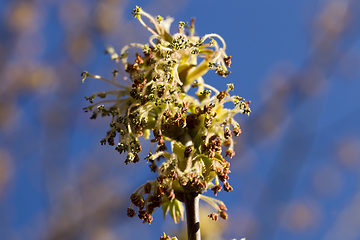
left=82, top=6, right=250, bottom=224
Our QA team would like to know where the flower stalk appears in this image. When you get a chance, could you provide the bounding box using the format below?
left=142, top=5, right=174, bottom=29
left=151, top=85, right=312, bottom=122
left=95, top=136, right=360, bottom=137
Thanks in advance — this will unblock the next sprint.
left=184, top=193, right=200, bottom=240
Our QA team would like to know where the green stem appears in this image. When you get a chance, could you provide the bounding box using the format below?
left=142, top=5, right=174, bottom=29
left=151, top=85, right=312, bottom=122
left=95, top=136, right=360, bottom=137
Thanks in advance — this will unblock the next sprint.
left=184, top=192, right=201, bottom=240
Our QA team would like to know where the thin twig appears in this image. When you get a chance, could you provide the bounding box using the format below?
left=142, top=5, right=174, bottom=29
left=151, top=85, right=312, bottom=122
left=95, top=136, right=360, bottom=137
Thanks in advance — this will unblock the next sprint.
left=184, top=192, right=201, bottom=240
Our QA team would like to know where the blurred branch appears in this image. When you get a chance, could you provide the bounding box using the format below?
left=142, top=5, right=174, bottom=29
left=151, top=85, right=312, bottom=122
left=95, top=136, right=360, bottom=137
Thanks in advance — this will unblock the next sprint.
left=249, top=1, right=360, bottom=239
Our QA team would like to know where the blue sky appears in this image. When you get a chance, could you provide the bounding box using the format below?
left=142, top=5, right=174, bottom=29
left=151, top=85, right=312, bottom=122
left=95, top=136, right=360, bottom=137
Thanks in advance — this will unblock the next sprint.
left=1, top=0, right=360, bottom=239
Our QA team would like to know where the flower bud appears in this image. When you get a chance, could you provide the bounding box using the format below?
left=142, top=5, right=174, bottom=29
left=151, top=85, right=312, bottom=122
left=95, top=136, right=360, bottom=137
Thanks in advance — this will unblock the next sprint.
left=220, top=211, right=228, bottom=220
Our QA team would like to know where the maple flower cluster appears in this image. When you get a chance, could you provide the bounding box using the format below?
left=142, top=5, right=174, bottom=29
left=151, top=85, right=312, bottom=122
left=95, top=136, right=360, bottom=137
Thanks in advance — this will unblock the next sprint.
left=82, top=6, right=251, bottom=224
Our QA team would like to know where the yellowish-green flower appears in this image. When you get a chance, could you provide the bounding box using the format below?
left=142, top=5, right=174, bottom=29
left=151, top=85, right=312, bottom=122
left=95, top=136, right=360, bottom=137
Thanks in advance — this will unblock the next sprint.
left=82, top=6, right=251, bottom=224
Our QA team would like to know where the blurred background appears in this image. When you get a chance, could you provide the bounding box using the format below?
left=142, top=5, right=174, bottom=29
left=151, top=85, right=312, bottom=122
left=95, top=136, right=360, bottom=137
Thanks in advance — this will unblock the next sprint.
left=1, top=0, right=360, bottom=239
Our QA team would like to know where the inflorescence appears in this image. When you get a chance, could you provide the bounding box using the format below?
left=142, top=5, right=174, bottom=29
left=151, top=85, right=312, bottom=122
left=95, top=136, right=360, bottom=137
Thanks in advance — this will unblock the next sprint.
left=82, top=6, right=251, bottom=225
